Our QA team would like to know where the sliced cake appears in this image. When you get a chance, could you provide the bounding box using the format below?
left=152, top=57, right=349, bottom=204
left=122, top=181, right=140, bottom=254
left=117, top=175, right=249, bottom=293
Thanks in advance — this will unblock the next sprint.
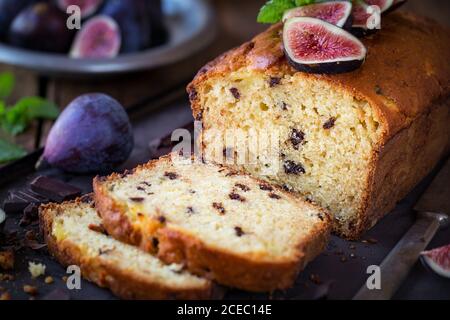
left=93, top=154, right=330, bottom=292
left=40, top=195, right=216, bottom=300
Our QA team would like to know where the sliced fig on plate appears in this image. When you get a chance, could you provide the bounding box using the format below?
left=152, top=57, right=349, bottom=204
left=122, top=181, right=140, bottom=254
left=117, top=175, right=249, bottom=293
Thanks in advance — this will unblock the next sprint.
left=421, top=245, right=450, bottom=279
left=70, top=15, right=121, bottom=59
left=364, top=0, right=394, bottom=13
left=283, top=17, right=367, bottom=74
left=282, top=1, right=353, bottom=29
left=351, top=0, right=381, bottom=37
left=57, top=0, right=104, bottom=18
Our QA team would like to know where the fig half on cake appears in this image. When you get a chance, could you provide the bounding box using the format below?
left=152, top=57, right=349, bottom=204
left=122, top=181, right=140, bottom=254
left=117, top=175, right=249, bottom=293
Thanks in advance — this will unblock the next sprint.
left=282, top=1, right=353, bottom=29
left=283, top=17, right=367, bottom=74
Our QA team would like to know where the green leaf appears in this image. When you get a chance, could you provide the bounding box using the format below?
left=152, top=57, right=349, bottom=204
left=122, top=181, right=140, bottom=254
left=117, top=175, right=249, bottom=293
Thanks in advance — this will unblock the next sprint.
left=294, top=0, right=315, bottom=6
left=0, top=139, right=27, bottom=164
left=257, top=0, right=296, bottom=23
left=3, top=97, right=59, bottom=136
left=0, top=72, right=15, bottom=100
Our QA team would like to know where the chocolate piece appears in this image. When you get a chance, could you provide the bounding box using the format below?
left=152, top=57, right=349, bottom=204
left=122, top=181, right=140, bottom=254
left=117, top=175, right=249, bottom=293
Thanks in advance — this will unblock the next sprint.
left=290, top=129, right=305, bottom=149
left=30, top=176, right=81, bottom=202
left=212, top=202, right=226, bottom=215
left=284, top=160, right=306, bottom=175
left=3, top=190, right=48, bottom=213
left=129, top=197, right=145, bottom=203
left=19, top=204, right=39, bottom=227
left=234, top=227, right=245, bottom=237
left=235, top=183, right=250, bottom=192
left=259, top=184, right=274, bottom=192
left=229, top=193, right=246, bottom=202
left=164, top=172, right=179, bottom=180
left=269, top=77, right=281, bottom=87
left=230, top=87, right=240, bottom=99
left=323, top=117, right=336, bottom=130
left=269, top=193, right=282, bottom=200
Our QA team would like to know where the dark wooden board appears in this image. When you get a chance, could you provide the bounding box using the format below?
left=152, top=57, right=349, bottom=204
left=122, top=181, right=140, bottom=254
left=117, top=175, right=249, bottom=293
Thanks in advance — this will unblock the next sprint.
left=0, top=92, right=449, bottom=300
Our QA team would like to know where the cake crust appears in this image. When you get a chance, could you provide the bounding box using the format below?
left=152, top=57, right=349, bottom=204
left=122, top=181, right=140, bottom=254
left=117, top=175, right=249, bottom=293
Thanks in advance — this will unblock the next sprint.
left=188, top=12, right=450, bottom=239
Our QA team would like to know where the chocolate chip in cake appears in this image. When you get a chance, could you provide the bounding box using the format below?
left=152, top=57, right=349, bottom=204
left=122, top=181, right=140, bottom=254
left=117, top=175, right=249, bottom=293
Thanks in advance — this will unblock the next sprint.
left=152, top=237, right=159, bottom=250
left=235, top=183, right=250, bottom=192
left=259, top=184, right=273, bottom=192
left=164, top=172, right=179, bottom=180
left=186, top=207, right=195, bottom=214
left=157, top=216, right=167, bottom=224
left=269, top=77, right=281, bottom=87
left=323, top=117, right=336, bottom=130
left=130, top=197, right=145, bottom=202
left=99, top=248, right=114, bottom=256
left=137, top=186, right=145, bottom=191
left=282, top=184, right=294, bottom=192
left=230, top=87, right=241, bottom=100
left=290, top=129, right=305, bottom=150
left=80, top=194, right=93, bottom=204
left=213, top=202, right=226, bottom=215
left=229, top=193, right=246, bottom=202
left=284, top=160, right=306, bottom=175
left=141, top=182, right=152, bottom=187
left=281, top=102, right=290, bottom=111
left=269, top=193, right=282, bottom=200
left=234, top=227, right=245, bottom=237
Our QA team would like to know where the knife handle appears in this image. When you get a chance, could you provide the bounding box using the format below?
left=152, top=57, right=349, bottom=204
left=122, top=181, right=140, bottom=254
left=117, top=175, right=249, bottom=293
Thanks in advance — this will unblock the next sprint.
left=353, top=212, right=447, bottom=300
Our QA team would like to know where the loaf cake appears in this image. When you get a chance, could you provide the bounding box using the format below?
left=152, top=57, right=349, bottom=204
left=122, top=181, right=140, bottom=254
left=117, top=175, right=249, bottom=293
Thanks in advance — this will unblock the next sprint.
left=40, top=195, right=216, bottom=300
left=93, top=154, right=330, bottom=292
left=187, top=12, right=450, bottom=239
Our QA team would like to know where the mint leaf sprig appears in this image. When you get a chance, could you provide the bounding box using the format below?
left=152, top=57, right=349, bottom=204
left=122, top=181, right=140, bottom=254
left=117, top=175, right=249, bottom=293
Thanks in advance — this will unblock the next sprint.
left=0, top=72, right=59, bottom=164
left=257, top=0, right=316, bottom=23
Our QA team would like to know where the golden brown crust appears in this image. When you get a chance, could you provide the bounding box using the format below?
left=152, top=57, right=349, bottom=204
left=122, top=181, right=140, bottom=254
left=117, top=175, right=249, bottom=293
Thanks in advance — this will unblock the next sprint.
left=189, top=13, right=450, bottom=140
left=39, top=198, right=217, bottom=300
left=188, top=12, right=450, bottom=240
left=93, top=156, right=331, bottom=292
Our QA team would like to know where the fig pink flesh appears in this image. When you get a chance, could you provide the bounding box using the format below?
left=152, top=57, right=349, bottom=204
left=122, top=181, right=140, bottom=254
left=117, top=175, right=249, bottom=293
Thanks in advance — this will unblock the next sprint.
left=75, top=18, right=120, bottom=58
left=290, top=2, right=348, bottom=25
left=423, top=245, right=450, bottom=271
left=287, top=22, right=363, bottom=62
left=352, top=3, right=371, bottom=26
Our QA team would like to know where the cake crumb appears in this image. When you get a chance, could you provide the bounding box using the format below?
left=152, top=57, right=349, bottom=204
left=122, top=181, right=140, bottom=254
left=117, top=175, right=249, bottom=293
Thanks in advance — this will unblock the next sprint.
left=28, top=262, right=46, bottom=279
left=0, top=292, right=11, bottom=300
left=45, top=276, right=54, bottom=284
left=23, top=285, right=38, bottom=296
left=0, top=250, right=15, bottom=270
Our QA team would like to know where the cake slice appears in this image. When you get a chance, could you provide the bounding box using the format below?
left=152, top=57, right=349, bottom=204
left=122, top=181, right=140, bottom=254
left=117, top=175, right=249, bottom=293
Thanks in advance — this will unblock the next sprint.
left=93, top=155, right=330, bottom=292
left=40, top=195, right=216, bottom=300
left=187, top=12, right=450, bottom=239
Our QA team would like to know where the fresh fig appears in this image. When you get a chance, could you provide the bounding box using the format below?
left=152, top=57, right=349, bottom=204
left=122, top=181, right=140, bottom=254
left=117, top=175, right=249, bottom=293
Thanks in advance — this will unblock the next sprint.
left=56, top=0, right=104, bottom=19
left=70, top=15, right=121, bottom=59
left=351, top=0, right=381, bottom=37
left=364, top=0, right=393, bottom=13
left=421, top=245, right=450, bottom=279
left=38, top=93, right=134, bottom=174
left=100, top=0, right=150, bottom=53
left=8, top=2, right=74, bottom=53
left=283, top=1, right=353, bottom=29
left=283, top=17, right=367, bottom=74
left=0, top=0, right=37, bottom=40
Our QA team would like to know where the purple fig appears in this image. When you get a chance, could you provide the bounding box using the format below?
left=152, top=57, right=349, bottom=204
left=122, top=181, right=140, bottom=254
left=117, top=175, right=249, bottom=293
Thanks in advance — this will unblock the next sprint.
left=56, top=0, right=104, bottom=19
left=70, top=15, right=121, bottom=59
left=351, top=0, right=381, bottom=36
left=283, top=17, right=367, bottom=74
left=283, top=1, right=353, bottom=29
left=38, top=93, right=134, bottom=174
left=8, top=2, right=74, bottom=53
left=0, top=0, right=38, bottom=40
left=100, top=0, right=149, bottom=53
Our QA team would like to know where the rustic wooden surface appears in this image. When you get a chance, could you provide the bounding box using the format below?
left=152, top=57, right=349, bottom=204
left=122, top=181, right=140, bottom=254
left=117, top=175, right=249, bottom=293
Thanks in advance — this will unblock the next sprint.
left=0, top=0, right=448, bottom=152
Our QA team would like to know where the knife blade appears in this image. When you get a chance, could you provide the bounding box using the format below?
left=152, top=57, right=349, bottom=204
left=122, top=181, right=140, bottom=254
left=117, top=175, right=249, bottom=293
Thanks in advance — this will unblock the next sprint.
left=354, top=158, right=450, bottom=300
